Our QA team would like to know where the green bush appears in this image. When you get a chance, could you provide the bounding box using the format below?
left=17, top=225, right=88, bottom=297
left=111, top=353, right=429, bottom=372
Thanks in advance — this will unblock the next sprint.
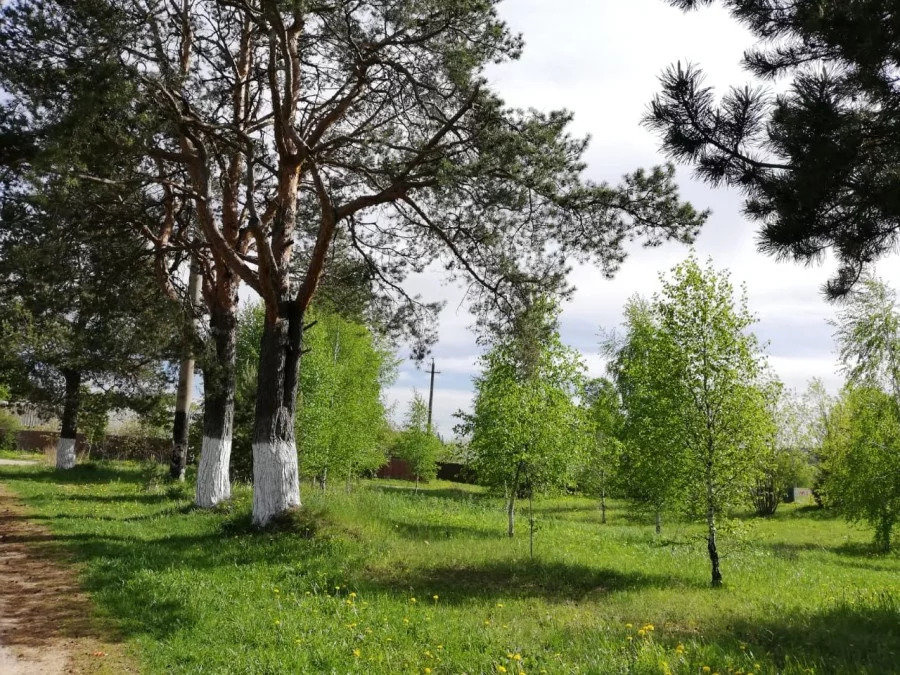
left=0, top=407, right=21, bottom=451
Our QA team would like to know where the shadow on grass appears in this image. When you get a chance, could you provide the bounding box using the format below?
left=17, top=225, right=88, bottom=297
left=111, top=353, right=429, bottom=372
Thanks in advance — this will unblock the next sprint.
left=767, top=540, right=896, bottom=562
left=0, top=462, right=146, bottom=486
left=708, top=601, right=900, bottom=674
left=369, top=484, right=493, bottom=504
left=361, top=558, right=701, bottom=604
left=378, top=516, right=501, bottom=541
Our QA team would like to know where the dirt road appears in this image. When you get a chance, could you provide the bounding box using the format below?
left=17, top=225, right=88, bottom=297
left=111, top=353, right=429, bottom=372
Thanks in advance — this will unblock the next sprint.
left=0, top=471, right=133, bottom=673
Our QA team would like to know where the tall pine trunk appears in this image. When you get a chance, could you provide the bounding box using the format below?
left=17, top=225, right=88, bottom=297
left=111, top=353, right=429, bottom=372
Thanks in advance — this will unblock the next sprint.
left=55, top=369, right=81, bottom=470
left=170, top=264, right=201, bottom=481
left=251, top=303, right=303, bottom=526
left=195, top=304, right=237, bottom=508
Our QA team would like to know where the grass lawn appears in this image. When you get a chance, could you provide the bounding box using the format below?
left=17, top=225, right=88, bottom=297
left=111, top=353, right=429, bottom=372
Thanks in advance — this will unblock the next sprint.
left=0, top=460, right=897, bottom=674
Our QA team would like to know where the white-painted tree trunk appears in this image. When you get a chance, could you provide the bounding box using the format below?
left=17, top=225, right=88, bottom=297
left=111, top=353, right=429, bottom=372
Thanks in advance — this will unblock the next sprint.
left=252, top=439, right=301, bottom=526
left=195, top=436, right=232, bottom=508
left=55, top=437, right=76, bottom=470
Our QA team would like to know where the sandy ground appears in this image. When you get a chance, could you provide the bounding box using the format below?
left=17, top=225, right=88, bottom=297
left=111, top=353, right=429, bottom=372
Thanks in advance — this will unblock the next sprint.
left=0, top=468, right=134, bottom=674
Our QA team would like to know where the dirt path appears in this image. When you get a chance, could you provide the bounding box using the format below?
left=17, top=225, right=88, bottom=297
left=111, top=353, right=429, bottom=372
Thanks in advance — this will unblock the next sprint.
left=0, top=481, right=134, bottom=674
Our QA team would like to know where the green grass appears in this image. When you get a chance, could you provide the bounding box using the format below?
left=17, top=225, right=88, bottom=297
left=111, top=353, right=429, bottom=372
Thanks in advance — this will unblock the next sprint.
left=0, top=461, right=898, bottom=674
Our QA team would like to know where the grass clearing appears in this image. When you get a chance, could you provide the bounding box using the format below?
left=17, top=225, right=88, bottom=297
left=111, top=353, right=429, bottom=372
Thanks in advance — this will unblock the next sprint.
left=0, top=461, right=897, bottom=674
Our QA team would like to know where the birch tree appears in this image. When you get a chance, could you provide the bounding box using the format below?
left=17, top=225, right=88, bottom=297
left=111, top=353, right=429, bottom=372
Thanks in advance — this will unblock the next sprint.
left=654, top=256, right=769, bottom=585
left=460, top=298, right=586, bottom=538
left=822, top=386, right=900, bottom=552
left=395, top=392, right=441, bottom=491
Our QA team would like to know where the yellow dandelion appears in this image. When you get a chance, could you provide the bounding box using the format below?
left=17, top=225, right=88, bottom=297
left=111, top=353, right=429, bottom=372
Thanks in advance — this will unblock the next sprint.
left=353, top=649, right=361, bottom=658
left=497, top=603, right=504, bottom=608
left=350, top=592, right=357, bottom=598
left=424, top=651, right=433, bottom=658
left=273, top=588, right=280, bottom=594
left=702, top=668, right=711, bottom=674
left=484, top=620, right=491, bottom=626
left=424, top=670, right=432, bottom=674
left=625, top=623, right=633, bottom=629
left=507, top=653, right=514, bottom=659
left=274, top=619, right=281, bottom=626
left=410, top=597, right=417, bottom=604
left=436, top=645, right=443, bottom=650
left=513, top=654, right=522, bottom=661
left=433, top=595, right=439, bottom=601
left=637, top=629, right=646, bottom=638
left=626, top=637, right=633, bottom=643
left=403, top=618, right=410, bottom=625
left=497, top=667, right=507, bottom=674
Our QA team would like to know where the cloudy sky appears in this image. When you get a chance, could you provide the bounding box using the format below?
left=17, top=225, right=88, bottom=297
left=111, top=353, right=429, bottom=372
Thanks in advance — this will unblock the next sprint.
left=386, top=0, right=900, bottom=437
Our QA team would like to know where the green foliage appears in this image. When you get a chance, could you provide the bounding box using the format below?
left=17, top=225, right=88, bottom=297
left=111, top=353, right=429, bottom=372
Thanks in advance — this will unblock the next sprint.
left=609, top=296, right=685, bottom=518
left=822, top=386, right=900, bottom=551
left=752, top=380, right=817, bottom=515
left=298, top=310, right=396, bottom=486
left=832, top=277, right=900, bottom=399
left=394, top=392, right=441, bottom=484
left=576, top=377, right=624, bottom=501
left=2, top=461, right=899, bottom=674
left=0, top=178, right=178, bottom=423
left=461, top=297, right=586, bottom=505
left=231, top=304, right=395, bottom=483
left=655, top=256, right=770, bottom=517
left=610, top=256, right=771, bottom=583
left=648, top=1, right=900, bottom=298
left=0, top=406, right=20, bottom=452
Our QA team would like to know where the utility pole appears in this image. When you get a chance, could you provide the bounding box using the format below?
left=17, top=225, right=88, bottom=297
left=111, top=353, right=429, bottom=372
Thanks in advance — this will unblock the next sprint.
left=427, top=358, right=441, bottom=434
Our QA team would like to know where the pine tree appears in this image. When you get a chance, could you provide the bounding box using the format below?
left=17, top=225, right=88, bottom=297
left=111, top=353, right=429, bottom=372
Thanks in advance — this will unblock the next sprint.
left=646, top=0, right=900, bottom=297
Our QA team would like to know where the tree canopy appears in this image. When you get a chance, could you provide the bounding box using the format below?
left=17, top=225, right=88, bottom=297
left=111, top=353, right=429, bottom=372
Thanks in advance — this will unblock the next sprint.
left=646, top=0, right=900, bottom=298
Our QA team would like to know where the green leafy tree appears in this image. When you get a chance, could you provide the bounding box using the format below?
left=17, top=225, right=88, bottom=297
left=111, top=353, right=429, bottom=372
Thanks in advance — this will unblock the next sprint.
left=832, top=278, right=900, bottom=402
left=612, top=258, right=769, bottom=585
left=823, top=386, right=900, bottom=552
left=395, top=392, right=442, bottom=491
left=459, top=298, right=586, bottom=539
left=298, top=310, right=396, bottom=491
left=0, top=180, right=178, bottom=469
left=752, top=379, right=815, bottom=516
left=608, top=296, right=685, bottom=534
left=577, top=377, right=624, bottom=524
left=646, top=0, right=900, bottom=298
left=655, top=256, right=770, bottom=585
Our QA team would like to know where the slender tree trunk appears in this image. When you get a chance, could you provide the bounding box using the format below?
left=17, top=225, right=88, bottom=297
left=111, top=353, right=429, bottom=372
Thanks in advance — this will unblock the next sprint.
left=415, top=474, right=419, bottom=493
left=55, top=369, right=81, bottom=470
left=528, top=484, right=535, bottom=559
left=170, top=264, right=202, bottom=481
left=507, top=460, right=524, bottom=537
left=600, top=475, right=607, bottom=525
left=706, top=466, right=722, bottom=586
left=875, top=515, right=892, bottom=553
left=655, top=509, right=662, bottom=536
left=195, top=304, right=237, bottom=508
left=251, top=303, right=303, bottom=526
left=319, top=467, right=327, bottom=492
